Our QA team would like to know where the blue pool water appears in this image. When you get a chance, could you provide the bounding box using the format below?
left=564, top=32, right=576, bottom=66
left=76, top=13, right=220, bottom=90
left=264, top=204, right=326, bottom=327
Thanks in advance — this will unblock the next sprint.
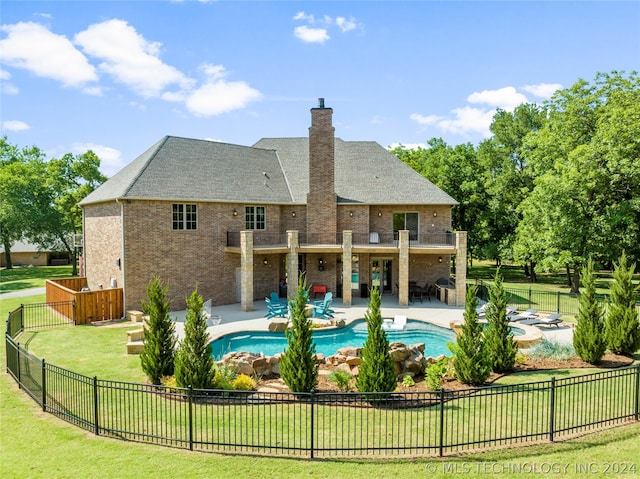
left=210, top=319, right=457, bottom=359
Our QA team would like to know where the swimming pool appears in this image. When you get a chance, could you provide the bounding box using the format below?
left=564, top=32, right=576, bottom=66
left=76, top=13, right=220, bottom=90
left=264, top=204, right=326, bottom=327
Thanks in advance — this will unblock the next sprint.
left=210, top=319, right=457, bottom=359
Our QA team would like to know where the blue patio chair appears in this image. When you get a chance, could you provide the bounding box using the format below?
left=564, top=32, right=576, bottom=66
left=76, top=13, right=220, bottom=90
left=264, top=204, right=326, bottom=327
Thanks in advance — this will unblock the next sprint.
left=265, top=298, right=288, bottom=319
left=312, top=295, right=334, bottom=319
left=270, top=291, right=283, bottom=306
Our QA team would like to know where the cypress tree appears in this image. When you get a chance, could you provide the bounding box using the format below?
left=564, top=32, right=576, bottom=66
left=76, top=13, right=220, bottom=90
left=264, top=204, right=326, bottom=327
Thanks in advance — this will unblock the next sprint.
left=451, top=285, right=491, bottom=385
left=280, top=274, right=318, bottom=393
left=604, top=253, right=640, bottom=356
left=140, top=276, right=176, bottom=385
left=484, top=270, right=518, bottom=373
left=355, top=287, right=397, bottom=394
left=573, top=258, right=607, bottom=364
left=174, top=287, right=216, bottom=389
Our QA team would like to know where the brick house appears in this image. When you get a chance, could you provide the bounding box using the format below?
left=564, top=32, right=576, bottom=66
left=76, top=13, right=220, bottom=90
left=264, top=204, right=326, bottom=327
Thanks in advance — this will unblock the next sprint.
left=79, top=99, right=467, bottom=312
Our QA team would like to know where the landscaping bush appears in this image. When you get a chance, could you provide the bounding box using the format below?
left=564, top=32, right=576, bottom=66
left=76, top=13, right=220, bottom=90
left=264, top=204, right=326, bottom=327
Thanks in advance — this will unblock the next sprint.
left=449, top=285, right=490, bottom=385
left=327, top=370, right=353, bottom=392
left=214, top=366, right=236, bottom=390
left=484, top=270, right=518, bottom=373
left=174, top=287, right=215, bottom=389
left=140, top=276, right=176, bottom=385
left=280, top=273, right=318, bottom=393
left=605, top=252, right=640, bottom=356
left=232, top=374, right=256, bottom=391
left=425, top=357, right=452, bottom=391
left=528, top=339, right=576, bottom=361
left=574, top=258, right=607, bottom=364
left=355, top=287, right=397, bottom=395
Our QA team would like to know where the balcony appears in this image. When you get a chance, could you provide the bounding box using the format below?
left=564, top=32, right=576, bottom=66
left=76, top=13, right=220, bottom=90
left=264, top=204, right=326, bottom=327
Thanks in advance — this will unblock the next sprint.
left=226, top=231, right=456, bottom=252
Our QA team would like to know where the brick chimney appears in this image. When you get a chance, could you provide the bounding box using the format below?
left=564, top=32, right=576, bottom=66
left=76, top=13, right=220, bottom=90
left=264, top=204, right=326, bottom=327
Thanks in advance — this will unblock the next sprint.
left=306, top=98, right=337, bottom=235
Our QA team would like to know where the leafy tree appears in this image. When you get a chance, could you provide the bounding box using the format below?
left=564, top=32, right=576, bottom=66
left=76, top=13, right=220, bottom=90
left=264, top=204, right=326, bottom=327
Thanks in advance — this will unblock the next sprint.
left=484, top=270, right=517, bottom=373
left=449, top=285, right=491, bottom=385
left=573, top=259, right=607, bottom=364
left=280, top=274, right=318, bottom=393
left=356, top=287, right=397, bottom=394
left=140, top=276, right=177, bottom=385
left=174, top=286, right=215, bottom=389
left=516, top=71, right=640, bottom=290
left=604, top=253, right=640, bottom=355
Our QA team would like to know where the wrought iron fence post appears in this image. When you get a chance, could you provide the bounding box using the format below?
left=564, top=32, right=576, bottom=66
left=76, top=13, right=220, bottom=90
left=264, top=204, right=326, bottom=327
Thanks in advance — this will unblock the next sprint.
left=528, top=287, right=532, bottom=309
left=16, top=341, right=21, bottom=389
left=72, top=300, right=77, bottom=325
left=93, top=376, right=99, bottom=436
left=556, top=291, right=561, bottom=313
left=41, top=359, right=46, bottom=412
left=549, top=377, right=556, bottom=442
left=188, top=385, right=194, bottom=451
left=438, top=388, right=445, bottom=457
left=635, top=364, right=640, bottom=421
left=310, top=390, right=315, bottom=459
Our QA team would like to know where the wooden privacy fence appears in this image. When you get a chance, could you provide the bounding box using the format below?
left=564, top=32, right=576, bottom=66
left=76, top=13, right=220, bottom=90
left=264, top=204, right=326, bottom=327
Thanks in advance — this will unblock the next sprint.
left=46, top=278, right=123, bottom=324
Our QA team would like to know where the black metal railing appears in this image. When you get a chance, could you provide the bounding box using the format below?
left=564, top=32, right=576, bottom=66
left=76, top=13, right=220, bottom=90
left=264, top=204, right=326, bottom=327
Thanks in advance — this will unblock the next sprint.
left=227, top=231, right=456, bottom=248
left=5, top=301, right=75, bottom=337
left=6, top=305, right=640, bottom=458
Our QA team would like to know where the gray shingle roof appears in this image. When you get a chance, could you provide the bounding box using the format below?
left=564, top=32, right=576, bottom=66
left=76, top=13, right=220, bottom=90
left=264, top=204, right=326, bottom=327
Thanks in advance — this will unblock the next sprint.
left=81, top=136, right=457, bottom=206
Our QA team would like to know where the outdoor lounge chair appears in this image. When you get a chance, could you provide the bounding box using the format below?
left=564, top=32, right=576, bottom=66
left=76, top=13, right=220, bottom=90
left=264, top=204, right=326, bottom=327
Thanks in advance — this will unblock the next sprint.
left=382, top=315, right=407, bottom=331
left=510, top=309, right=538, bottom=321
left=270, top=291, right=283, bottom=306
left=312, top=295, right=334, bottom=319
left=265, top=298, right=288, bottom=319
left=519, top=313, right=563, bottom=328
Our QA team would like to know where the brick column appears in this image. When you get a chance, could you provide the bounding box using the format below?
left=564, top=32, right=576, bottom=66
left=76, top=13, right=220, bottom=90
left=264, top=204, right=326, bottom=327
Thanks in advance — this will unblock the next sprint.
left=455, top=231, right=468, bottom=307
left=287, top=230, right=299, bottom=301
left=342, top=230, right=352, bottom=306
left=398, top=230, right=409, bottom=306
left=240, top=230, right=254, bottom=312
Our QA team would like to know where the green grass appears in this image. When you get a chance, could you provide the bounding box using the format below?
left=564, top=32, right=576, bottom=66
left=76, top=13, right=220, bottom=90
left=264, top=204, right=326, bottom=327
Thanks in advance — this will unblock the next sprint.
left=0, top=265, right=74, bottom=292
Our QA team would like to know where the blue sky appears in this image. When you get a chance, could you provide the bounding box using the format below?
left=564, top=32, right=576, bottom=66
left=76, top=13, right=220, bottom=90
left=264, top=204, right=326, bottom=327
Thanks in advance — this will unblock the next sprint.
left=1, top=1, right=639, bottom=176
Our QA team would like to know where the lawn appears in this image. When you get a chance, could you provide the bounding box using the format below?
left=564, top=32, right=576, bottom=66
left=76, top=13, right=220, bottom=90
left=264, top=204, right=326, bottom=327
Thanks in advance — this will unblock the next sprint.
left=0, top=265, right=74, bottom=292
left=2, top=266, right=639, bottom=478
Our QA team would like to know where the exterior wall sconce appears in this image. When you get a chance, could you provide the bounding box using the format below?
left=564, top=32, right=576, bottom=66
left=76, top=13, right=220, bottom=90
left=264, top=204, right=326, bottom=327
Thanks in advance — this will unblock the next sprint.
left=349, top=211, right=353, bottom=217
left=115, top=258, right=121, bottom=268
left=378, top=211, right=382, bottom=217
left=292, top=211, right=296, bottom=217
left=433, top=211, right=438, bottom=217
left=318, top=258, right=325, bottom=271
left=233, top=209, right=238, bottom=216
left=438, top=256, right=443, bottom=263
left=263, top=258, right=269, bottom=266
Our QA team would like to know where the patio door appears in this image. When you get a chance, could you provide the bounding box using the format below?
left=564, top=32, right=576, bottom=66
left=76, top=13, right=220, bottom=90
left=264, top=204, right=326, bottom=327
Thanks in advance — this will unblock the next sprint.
left=371, top=259, right=392, bottom=295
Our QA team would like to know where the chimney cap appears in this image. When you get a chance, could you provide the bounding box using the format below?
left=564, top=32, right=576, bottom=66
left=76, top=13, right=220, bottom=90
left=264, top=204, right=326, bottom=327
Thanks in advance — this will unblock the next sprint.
left=318, top=98, right=325, bottom=108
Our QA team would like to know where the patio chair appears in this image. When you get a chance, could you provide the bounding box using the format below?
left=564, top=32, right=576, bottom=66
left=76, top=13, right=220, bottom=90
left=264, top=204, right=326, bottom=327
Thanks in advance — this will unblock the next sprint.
left=270, top=291, right=283, bottom=306
left=312, top=295, right=334, bottom=319
left=382, top=315, right=407, bottom=331
left=510, top=309, right=539, bottom=321
left=265, top=298, right=288, bottom=319
left=519, top=313, right=563, bottom=328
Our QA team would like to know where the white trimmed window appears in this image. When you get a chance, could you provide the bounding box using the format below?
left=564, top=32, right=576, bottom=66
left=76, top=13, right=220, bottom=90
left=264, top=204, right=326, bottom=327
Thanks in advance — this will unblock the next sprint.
left=245, top=206, right=266, bottom=230
left=172, top=204, right=197, bottom=230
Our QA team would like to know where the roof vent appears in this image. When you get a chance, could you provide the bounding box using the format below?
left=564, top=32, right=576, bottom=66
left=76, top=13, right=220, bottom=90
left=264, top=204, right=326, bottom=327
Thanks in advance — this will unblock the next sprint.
left=318, top=98, right=325, bottom=108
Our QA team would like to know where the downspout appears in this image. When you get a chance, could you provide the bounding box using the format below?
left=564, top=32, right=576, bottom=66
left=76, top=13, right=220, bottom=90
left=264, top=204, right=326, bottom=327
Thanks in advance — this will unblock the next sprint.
left=115, top=197, right=126, bottom=317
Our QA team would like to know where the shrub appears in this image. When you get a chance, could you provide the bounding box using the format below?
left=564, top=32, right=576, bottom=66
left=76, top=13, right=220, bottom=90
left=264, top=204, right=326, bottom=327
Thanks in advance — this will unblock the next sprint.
left=140, top=276, right=176, bottom=385
left=233, top=374, right=256, bottom=391
left=214, top=366, right=236, bottom=390
left=280, top=273, right=319, bottom=393
left=425, top=357, right=451, bottom=391
left=528, top=339, right=576, bottom=361
left=327, top=370, right=353, bottom=392
left=484, top=270, right=518, bottom=373
left=604, top=253, right=640, bottom=356
left=355, top=287, right=397, bottom=395
left=401, top=375, right=415, bottom=388
left=574, top=258, right=606, bottom=364
left=450, top=285, right=490, bottom=385
left=174, top=287, right=216, bottom=389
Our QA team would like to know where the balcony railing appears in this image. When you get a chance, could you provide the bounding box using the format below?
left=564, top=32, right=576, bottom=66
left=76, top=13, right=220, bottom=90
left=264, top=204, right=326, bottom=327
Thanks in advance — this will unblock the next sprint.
left=227, top=231, right=455, bottom=248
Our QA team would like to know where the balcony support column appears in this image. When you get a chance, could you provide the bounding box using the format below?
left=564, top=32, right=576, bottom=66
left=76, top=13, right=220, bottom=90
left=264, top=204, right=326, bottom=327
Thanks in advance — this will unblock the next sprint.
left=398, top=230, right=409, bottom=306
left=455, top=231, right=468, bottom=307
left=286, top=230, right=299, bottom=301
left=240, top=230, right=254, bottom=312
left=341, top=231, right=353, bottom=306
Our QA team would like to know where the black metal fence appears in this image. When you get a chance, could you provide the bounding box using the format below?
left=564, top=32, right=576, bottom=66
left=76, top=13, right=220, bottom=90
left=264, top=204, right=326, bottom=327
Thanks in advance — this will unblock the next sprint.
left=5, top=301, right=75, bottom=337
left=475, top=281, right=640, bottom=316
left=5, top=304, right=640, bottom=458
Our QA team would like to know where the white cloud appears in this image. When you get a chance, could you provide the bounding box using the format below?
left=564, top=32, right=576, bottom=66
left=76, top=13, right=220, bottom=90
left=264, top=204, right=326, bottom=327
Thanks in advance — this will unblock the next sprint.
left=410, top=113, right=443, bottom=125
left=437, top=106, right=495, bottom=136
left=2, top=120, right=30, bottom=131
left=0, top=68, right=19, bottom=94
left=72, top=142, right=124, bottom=177
left=521, top=83, right=562, bottom=98
left=293, top=11, right=315, bottom=22
left=74, top=19, right=194, bottom=98
left=336, top=17, right=357, bottom=32
left=467, top=86, right=528, bottom=112
left=0, top=22, right=97, bottom=87
left=294, top=25, right=330, bottom=43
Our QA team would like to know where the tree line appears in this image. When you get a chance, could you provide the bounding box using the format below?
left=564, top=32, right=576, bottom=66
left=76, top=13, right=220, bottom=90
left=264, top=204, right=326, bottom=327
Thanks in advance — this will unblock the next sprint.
left=0, top=137, right=107, bottom=273
left=392, top=71, right=640, bottom=292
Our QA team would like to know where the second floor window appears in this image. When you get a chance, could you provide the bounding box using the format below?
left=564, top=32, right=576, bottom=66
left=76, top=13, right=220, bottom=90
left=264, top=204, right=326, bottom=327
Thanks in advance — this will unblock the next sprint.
left=245, top=206, right=266, bottom=230
left=393, top=212, right=418, bottom=240
left=172, top=204, right=197, bottom=230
